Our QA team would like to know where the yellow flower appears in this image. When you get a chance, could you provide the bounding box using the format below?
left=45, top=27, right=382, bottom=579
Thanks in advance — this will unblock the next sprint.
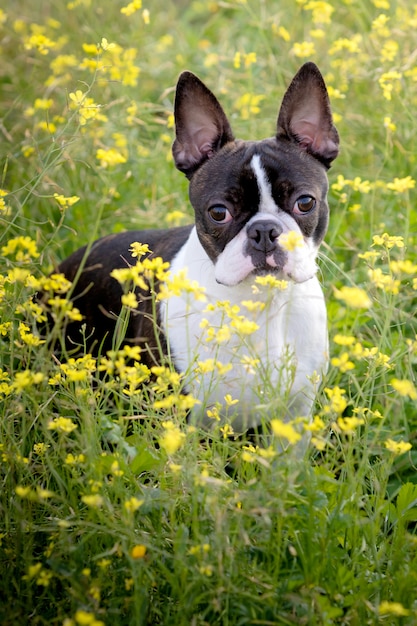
left=1, top=236, right=39, bottom=262
left=129, top=242, right=150, bottom=258
left=378, top=70, right=402, bottom=101
left=337, top=416, right=365, bottom=434
left=234, top=93, right=265, bottom=120
left=12, top=370, right=44, bottom=391
left=74, top=609, right=104, bottom=626
left=96, top=147, right=127, bottom=168
left=270, top=419, right=302, bottom=444
left=384, top=439, right=412, bottom=456
left=24, top=33, right=56, bottom=55
left=81, top=494, right=104, bottom=508
left=331, top=352, right=355, bottom=373
left=18, top=322, right=45, bottom=347
left=220, top=423, right=234, bottom=439
left=386, top=176, right=415, bottom=193
left=131, top=544, right=147, bottom=559
left=390, top=378, right=417, bottom=400
left=241, top=300, right=265, bottom=313
left=304, top=1, right=334, bottom=24
left=53, top=193, right=80, bottom=208
left=47, top=416, right=78, bottom=433
left=368, top=268, right=400, bottom=294
left=333, top=334, right=356, bottom=346
left=292, top=41, right=316, bottom=58
left=121, top=0, right=142, bottom=16
left=158, top=269, right=206, bottom=301
left=224, top=394, right=239, bottom=407
left=380, top=39, right=398, bottom=63
left=121, top=292, right=138, bottom=308
left=304, top=415, right=325, bottom=432
left=383, top=116, right=396, bottom=132
left=230, top=316, right=259, bottom=335
left=158, top=422, right=185, bottom=455
left=254, top=275, right=288, bottom=290
left=272, top=24, right=291, bottom=41
left=279, top=231, right=304, bottom=251
left=124, top=497, right=144, bottom=512
left=333, top=286, right=371, bottom=309
left=323, top=386, right=347, bottom=415
left=33, top=443, right=50, bottom=456
left=390, top=260, right=417, bottom=275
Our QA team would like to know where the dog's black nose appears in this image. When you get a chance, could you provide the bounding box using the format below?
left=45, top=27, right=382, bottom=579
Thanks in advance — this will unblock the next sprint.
left=247, top=221, right=281, bottom=253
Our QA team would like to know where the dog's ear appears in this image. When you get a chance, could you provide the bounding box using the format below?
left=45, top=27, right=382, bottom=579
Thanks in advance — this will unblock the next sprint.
left=277, top=62, right=339, bottom=167
left=172, top=71, right=234, bottom=178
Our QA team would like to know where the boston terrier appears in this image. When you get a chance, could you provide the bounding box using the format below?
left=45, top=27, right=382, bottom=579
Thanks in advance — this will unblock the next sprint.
left=51, top=62, right=339, bottom=430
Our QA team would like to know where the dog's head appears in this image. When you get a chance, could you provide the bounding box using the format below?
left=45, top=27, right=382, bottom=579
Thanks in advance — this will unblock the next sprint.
left=172, top=63, right=339, bottom=286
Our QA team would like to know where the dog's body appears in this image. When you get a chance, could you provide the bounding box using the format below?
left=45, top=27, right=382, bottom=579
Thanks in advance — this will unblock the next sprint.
left=52, top=62, right=339, bottom=430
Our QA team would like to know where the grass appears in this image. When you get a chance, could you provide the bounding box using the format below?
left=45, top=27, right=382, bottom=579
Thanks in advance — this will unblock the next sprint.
left=1, top=0, right=417, bottom=623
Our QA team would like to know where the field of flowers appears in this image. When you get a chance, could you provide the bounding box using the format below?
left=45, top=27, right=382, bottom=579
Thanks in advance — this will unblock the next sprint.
left=1, top=0, right=417, bottom=624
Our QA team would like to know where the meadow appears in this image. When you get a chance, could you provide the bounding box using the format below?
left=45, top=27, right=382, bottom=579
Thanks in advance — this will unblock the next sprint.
left=1, top=0, right=417, bottom=623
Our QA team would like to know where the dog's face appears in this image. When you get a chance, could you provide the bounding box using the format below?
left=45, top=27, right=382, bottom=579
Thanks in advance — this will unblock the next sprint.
left=172, top=63, right=339, bottom=287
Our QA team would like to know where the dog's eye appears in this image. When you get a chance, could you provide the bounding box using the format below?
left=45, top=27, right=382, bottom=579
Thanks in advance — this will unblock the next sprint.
left=294, top=195, right=316, bottom=214
left=208, top=205, right=232, bottom=224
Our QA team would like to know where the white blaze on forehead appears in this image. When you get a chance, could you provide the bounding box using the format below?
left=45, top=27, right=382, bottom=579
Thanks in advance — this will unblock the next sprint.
left=251, top=154, right=279, bottom=215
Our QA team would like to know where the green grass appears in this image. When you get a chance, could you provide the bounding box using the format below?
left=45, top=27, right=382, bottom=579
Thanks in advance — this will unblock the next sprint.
left=1, top=0, right=417, bottom=624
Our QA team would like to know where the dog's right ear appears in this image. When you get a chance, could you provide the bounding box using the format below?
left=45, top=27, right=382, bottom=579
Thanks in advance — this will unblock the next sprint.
left=172, top=72, right=234, bottom=178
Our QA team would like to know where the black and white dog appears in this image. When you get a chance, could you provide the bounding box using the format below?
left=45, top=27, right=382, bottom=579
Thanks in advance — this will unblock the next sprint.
left=53, top=62, right=339, bottom=429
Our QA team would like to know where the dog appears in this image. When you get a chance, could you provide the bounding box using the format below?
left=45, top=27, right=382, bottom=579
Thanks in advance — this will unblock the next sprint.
left=49, top=62, right=339, bottom=431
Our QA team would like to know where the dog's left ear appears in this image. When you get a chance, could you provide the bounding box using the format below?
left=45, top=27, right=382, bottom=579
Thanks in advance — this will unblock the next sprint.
left=277, top=62, right=339, bottom=167
left=172, top=71, right=234, bottom=178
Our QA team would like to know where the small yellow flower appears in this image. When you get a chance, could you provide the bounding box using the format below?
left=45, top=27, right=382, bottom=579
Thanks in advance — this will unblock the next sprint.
left=121, top=0, right=142, bottom=16
left=384, top=439, right=412, bottom=456
left=254, top=275, right=288, bottom=290
left=378, top=601, right=409, bottom=617
left=81, top=494, right=104, bottom=508
left=214, top=325, right=232, bottom=343
left=159, top=422, right=185, bottom=455
left=304, top=415, right=325, bottom=432
left=331, top=352, right=355, bottom=373
left=279, top=231, right=304, bottom=251
left=53, top=193, right=80, bottom=209
left=33, top=443, right=50, bottom=456
left=12, top=370, right=44, bottom=392
left=131, top=544, right=147, bottom=559
left=124, top=497, right=144, bottom=512
left=383, top=116, right=396, bottom=132
left=323, top=386, right=347, bottom=415
left=121, top=292, right=138, bottom=308
left=386, top=176, right=415, bottom=193
left=1, top=236, right=39, bottom=262
left=220, top=423, right=234, bottom=439
left=272, top=24, right=291, bottom=42
left=292, top=41, right=316, bottom=58
left=270, top=419, right=301, bottom=445
left=74, top=609, right=104, bottom=626
left=47, top=416, right=78, bottom=433
left=333, top=334, right=356, bottom=346
left=96, top=147, right=127, bottom=168
left=372, top=233, right=404, bottom=250
left=100, top=37, right=116, bottom=51
left=304, top=1, right=334, bottom=24
left=390, top=378, right=417, bottom=400
left=230, top=317, right=259, bottom=335
left=336, top=416, right=365, bottom=434
left=333, top=286, right=371, bottom=309
left=224, top=394, right=239, bottom=407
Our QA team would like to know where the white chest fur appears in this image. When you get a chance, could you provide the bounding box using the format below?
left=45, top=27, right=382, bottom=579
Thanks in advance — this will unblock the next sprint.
left=160, top=227, right=328, bottom=430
